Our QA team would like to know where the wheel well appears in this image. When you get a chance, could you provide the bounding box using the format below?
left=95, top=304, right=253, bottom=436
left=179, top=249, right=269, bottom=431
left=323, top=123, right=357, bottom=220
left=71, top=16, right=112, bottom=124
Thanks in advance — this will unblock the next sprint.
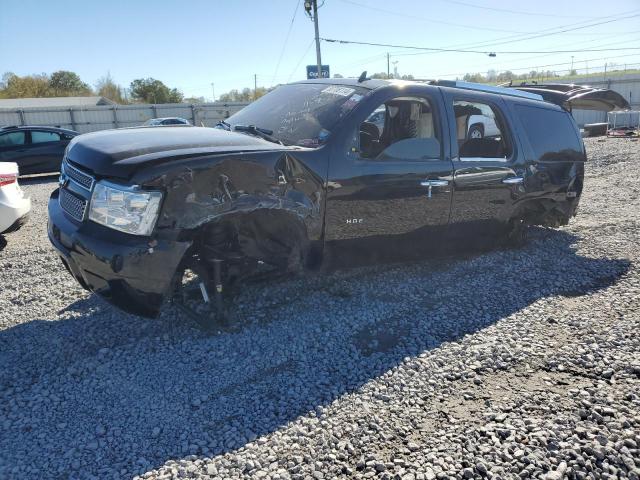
left=188, top=210, right=312, bottom=281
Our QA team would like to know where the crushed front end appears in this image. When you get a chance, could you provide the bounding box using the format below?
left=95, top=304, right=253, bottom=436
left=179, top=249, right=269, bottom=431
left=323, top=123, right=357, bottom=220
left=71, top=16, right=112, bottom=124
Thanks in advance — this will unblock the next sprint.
left=48, top=159, right=191, bottom=317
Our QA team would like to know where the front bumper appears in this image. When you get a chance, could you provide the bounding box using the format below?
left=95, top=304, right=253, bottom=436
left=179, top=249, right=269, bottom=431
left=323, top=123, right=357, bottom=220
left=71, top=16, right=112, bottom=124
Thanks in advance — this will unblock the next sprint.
left=48, top=189, right=191, bottom=317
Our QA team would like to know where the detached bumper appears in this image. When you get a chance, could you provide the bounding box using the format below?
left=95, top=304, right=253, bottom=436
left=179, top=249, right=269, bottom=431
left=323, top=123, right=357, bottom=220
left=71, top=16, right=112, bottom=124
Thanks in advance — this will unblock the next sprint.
left=47, top=189, right=191, bottom=317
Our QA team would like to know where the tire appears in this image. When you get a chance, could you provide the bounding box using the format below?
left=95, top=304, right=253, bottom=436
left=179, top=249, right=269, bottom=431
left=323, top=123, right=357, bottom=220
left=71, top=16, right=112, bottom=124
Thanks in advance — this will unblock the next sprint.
left=505, top=218, right=528, bottom=247
left=468, top=124, right=484, bottom=140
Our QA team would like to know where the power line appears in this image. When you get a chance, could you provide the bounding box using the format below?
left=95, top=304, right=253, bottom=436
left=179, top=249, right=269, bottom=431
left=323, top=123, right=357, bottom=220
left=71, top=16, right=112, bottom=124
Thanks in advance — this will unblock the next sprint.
left=340, top=3, right=639, bottom=56
left=417, top=53, right=640, bottom=79
left=287, top=39, right=315, bottom=82
left=321, top=37, right=640, bottom=55
left=271, top=0, right=301, bottom=85
left=438, top=0, right=597, bottom=18
left=448, top=12, right=640, bottom=51
left=337, top=0, right=535, bottom=34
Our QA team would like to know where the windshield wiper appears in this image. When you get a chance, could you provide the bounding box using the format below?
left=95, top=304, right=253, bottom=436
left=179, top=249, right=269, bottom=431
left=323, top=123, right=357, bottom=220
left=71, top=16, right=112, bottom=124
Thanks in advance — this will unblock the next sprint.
left=233, top=124, right=283, bottom=145
left=215, top=120, right=231, bottom=130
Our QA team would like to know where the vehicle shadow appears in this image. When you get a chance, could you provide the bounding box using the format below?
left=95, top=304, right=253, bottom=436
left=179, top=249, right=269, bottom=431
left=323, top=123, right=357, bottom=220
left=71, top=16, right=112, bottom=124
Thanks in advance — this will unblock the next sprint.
left=17, top=173, right=59, bottom=185
left=0, top=228, right=631, bottom=478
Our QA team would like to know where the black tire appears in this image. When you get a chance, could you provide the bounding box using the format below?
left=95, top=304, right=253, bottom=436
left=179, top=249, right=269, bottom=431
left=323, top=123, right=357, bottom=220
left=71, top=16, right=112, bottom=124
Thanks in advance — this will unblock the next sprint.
left=505, top=218, right=528, bottom=247
left=468, top=124, right=484, bottom=140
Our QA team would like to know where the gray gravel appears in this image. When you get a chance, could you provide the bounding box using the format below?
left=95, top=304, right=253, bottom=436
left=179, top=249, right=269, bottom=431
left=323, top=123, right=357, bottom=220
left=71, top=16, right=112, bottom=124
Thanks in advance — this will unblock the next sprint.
left=1, top=137, right=639, bottom=479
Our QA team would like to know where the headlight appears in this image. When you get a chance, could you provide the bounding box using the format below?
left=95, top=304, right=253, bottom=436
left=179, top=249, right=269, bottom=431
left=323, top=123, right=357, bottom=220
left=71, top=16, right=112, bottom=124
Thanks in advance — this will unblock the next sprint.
left=88, top=182, right=162, bottom=236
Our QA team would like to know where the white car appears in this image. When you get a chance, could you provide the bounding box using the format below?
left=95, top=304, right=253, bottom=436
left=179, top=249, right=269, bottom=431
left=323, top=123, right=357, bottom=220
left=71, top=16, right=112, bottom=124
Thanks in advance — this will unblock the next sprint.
left=0, top=162, right=30, bottom=236
left=467, top=104, right=501, bottom=139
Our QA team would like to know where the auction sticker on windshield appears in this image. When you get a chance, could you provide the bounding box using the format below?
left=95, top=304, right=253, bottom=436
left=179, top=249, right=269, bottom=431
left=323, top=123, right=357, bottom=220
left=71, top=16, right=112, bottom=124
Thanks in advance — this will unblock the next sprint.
left=322, top=86, right=355, bottom=96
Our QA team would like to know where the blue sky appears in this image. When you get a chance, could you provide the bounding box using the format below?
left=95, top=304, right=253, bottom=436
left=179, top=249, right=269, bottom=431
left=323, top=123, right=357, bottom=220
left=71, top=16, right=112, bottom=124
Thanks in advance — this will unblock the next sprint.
left=1, top=0, right=639, bottom=100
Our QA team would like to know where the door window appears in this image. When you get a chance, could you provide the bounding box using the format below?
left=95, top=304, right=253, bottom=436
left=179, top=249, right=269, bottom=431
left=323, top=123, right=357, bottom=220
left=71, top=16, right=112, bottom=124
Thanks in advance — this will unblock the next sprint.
left=0, top=131, right=26, bottom=147
left=358, top=96, right=441, bottom=161
left=31, top=131, right=61, bottom=143
left=452, top=100, right=510, bottom=159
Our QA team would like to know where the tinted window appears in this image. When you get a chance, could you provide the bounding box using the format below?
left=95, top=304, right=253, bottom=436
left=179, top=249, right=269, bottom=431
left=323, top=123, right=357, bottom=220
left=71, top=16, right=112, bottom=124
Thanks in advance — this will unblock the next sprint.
left=0, top=131, right=26, bottom=146
left=31, top=131, right=61, bottom=143
left=515, top=105, right=582, bottom=159
left=358, top=96, right=441, bottom=161
left=452, top=100, right=510, bottom=159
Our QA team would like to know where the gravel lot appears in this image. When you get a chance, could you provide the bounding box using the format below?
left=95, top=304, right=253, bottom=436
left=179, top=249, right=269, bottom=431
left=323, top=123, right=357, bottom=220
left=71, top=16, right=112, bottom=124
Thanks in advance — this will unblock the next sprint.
left=1, top=137, right=639, bottom=480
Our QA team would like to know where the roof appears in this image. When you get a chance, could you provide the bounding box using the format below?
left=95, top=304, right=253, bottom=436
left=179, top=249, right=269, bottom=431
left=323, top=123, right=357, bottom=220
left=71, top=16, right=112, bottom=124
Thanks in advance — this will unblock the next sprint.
left=0, top=125, right=78, bottom=135
left=0, top=96, right=116, bottom=109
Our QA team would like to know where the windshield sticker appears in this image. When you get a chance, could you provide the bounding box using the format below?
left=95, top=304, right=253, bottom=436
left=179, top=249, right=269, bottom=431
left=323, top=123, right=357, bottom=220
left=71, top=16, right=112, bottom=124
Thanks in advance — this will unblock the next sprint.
left=322, top=86, right=355, bottom=97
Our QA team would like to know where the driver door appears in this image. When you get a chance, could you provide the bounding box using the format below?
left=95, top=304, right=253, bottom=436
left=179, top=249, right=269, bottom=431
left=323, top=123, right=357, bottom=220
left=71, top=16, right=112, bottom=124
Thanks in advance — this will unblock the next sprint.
left=324, top=92, right=453, bottom=266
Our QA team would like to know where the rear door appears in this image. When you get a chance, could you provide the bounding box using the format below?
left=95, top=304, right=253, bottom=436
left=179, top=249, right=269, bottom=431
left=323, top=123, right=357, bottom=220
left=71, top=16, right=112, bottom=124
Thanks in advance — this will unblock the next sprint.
left=22, top=130, right=66, bottom=174
left=0, top=130, right=29, bottom=172
left=324, top=87, right=453, bottom=265
left=441, top=90, right=525, bottom=249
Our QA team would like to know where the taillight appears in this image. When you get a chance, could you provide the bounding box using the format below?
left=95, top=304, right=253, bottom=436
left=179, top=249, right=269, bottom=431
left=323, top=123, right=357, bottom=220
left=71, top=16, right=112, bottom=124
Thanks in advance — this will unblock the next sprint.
left=0, top=173, right=17, bottom=187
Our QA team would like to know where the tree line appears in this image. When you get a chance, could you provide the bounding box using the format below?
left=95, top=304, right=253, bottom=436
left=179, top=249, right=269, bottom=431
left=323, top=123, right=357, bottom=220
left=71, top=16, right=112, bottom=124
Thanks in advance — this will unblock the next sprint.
left=0, top=71, right=201, bottom=104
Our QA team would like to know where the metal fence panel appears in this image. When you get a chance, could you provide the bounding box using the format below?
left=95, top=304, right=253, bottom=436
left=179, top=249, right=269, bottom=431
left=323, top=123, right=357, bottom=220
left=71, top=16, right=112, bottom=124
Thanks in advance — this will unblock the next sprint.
left=0, top=102, right=251, bottom=132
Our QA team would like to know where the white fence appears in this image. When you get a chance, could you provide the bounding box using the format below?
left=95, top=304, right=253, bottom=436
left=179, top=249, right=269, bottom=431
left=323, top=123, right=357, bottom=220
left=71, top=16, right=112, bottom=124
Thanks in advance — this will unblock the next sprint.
left=0, top=102, right=251, bottom=133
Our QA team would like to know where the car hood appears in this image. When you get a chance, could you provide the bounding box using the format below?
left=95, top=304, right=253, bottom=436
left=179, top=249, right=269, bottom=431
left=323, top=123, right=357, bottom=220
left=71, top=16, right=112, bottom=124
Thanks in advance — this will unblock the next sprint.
left=65, top=126, right=296, bottom=178
left=508, top=83, right=630, bottom=111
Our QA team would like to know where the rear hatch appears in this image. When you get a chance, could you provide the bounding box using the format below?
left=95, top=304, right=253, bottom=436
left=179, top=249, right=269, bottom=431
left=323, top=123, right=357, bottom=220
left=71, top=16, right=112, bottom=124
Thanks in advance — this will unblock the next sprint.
left=503, top=83, right=630, bottom=112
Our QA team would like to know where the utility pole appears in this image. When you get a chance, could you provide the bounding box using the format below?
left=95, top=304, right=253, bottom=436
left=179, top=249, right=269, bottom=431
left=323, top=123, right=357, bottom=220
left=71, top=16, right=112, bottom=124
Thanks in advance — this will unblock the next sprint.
left=570, top=56, right=574, bottom=72
left=312, top=0, right=322, bottom=78
left=211, top=82, right=215, bottom=102
left=392, top=60, right=399, bottom=79
left=387, top=53, right=390, bottom=78
left=305, top=0, right=322, bottom=78
left=254, top=74, right=258, bottom=100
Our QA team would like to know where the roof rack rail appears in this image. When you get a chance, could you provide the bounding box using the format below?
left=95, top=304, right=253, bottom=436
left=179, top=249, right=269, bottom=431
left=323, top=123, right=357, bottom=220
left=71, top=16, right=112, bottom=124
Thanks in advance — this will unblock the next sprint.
left=429, top=80, right=543, bottom=101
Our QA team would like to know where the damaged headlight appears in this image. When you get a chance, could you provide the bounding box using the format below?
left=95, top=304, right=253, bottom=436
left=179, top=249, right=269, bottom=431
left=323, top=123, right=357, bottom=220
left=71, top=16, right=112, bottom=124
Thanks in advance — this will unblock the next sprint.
left=88, top=182, right=162, bottom=236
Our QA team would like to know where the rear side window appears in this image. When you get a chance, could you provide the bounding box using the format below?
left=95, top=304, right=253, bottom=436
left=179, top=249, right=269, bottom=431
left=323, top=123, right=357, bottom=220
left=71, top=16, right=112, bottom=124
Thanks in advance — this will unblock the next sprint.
left=31, top=131, right=61, bottom=143
left=515, top=105, right=582, bottom=159
left=0, top=131, right=26, bottom=146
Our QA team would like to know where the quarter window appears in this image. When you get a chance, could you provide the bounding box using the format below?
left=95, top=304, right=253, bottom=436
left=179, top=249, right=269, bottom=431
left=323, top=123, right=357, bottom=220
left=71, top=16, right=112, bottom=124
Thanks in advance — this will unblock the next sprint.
left=0, top=131, right=26, bottom=147
left=514, top=104, right=581, bottom=159
left=453, top=100, right=510, bottom=159
left=358, top=96, right=441, bottom=161
left=31, top=131, right=61, bottom=143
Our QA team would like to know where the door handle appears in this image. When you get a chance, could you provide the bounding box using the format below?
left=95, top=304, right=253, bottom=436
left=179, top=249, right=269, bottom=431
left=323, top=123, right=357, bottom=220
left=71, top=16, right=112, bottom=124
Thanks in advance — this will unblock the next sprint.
left=502, top=176, right=524, bottom=185
left=420, top=179, right=449, bottom=198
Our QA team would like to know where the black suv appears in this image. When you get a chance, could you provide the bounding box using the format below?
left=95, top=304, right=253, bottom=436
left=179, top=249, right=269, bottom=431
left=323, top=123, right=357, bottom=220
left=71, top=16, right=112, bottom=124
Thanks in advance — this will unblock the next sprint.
left=47, top=78, right=628, bottom=321
left=0, top=125, right=78, bottom=175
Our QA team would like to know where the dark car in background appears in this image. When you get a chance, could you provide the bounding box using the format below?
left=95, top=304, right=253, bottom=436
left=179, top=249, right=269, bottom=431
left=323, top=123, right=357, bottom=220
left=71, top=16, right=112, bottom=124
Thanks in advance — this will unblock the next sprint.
left=0, top=126, right=78, bottom=175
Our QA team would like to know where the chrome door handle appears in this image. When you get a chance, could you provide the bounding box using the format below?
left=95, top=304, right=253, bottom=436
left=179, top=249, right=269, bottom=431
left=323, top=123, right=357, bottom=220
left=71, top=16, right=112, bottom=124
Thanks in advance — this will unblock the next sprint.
left=420, top=179, right=449, bottom=187
left=502, top=176, right=524, bottom=185
left=420, top=179, right=449, bottom=198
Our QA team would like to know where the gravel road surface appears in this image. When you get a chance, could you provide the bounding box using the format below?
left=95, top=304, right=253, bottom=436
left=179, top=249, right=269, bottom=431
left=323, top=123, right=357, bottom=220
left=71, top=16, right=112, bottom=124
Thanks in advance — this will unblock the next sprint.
left=0, top=137, right=638, bottom=479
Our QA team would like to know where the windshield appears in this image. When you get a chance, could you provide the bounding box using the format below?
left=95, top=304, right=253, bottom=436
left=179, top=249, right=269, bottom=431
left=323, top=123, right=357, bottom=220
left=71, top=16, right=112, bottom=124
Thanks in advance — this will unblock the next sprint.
left=223, top=83, right=369, bottom=147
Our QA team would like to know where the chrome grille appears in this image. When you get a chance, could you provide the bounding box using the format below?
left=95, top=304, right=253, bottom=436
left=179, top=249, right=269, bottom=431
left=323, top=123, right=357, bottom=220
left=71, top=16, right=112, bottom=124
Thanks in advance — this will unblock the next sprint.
left=59, top=188, right=87, bottom=221
left=64, top=161, right=94, bottom=191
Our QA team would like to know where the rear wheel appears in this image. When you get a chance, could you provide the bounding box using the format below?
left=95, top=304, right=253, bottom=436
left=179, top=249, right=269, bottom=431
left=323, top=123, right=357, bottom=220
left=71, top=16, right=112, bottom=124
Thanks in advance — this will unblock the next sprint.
left=468, top=124, right=484, bottom=139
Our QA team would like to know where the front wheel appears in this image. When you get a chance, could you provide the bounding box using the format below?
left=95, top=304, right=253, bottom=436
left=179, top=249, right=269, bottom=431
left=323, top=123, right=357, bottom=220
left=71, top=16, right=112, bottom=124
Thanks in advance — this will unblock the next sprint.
left=505, top=218, right=528, bottom=247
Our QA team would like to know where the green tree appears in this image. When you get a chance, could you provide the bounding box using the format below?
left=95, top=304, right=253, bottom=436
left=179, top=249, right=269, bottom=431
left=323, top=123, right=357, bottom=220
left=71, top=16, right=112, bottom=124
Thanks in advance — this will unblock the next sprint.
left=95, top=73, right=126, bottom=104
left=129, top=78, right=183, bottom=104
left=0, top=72, right=51, bottom=98
left=184, top=96, right=206, bottom=104
left=49, top=70, right=91, bottom=96
left=218, top=86, right=271, bottom=102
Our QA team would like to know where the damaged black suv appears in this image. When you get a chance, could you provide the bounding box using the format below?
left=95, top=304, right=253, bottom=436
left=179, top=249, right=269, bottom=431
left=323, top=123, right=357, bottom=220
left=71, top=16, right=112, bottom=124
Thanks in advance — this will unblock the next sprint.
left=47, top=78, right=628, bottom=321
